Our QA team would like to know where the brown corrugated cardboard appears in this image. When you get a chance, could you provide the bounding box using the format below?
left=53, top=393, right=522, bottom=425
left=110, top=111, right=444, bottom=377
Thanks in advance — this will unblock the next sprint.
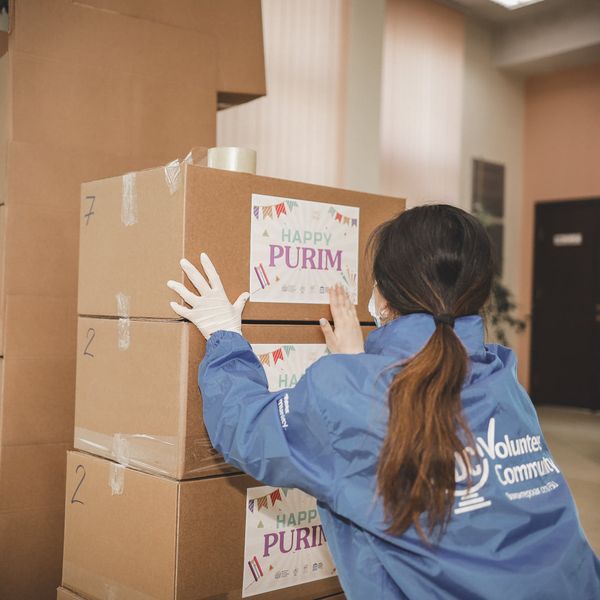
left=0, top=442, right=68, bottom=600
left=78, top=163, right=405, bottom=321
left=0, top=294, right=77, bottom=445
left=74, top=320, right=373, bottom=479
left=71, top=0, right=266, bottom=106
left=63, top=451, right=342, bottom=600
left=8, top=4, right=217, bottom=158
left=57, top=587, right=86, bottom=600
left=1, top=506, right=66, bottom=600
left=0, top=204, right=5, bottom=353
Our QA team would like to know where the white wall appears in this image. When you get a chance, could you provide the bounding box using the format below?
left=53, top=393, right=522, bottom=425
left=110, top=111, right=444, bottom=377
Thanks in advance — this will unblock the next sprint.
left=342, top=0, right=386, bottom=195
left=380, top=0, right=465, bottom=208
left=217, top=0, right=348, bottom=188
left=460, top=17, right=526, bottom=345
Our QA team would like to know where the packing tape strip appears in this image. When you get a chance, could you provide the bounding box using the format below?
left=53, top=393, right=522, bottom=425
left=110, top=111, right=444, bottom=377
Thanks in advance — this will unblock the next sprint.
left=112, top=433, right=130, bottom=467
left=121, top=172, right=138, bottom=226
left=109, top=463, right=125, bottom=495
left=62, top=561, right=160, bottom=600
left=74, top=426, right=236, bottom=478
left=116, top=292, right=131, bottom=351
left=163, top=158, right=182, bottom=194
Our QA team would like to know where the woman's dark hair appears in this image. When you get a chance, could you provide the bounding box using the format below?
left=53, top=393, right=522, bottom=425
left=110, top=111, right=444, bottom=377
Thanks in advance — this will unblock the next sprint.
left=369, top=204, right=494, bottom=541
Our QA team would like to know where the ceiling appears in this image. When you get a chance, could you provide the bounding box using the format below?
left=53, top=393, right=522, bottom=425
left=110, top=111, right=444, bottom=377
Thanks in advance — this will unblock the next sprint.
left=441, top=0, right=591, bottom=26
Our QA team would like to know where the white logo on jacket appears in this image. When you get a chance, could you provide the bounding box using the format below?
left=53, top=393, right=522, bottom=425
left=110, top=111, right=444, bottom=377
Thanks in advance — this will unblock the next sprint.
left=453, top=418, right=560, bottom=515
left=277, top=394, right=290, bottom=430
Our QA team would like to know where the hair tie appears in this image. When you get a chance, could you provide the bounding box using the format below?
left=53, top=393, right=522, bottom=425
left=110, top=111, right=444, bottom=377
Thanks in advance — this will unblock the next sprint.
left=433, top=313, right=455, bottom=327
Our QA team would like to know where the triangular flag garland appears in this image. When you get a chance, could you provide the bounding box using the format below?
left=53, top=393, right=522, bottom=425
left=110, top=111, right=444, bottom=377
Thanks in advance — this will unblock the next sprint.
left=252, top=201, right=295, bottom=220
left=249, top=488, right=288, bottom=513
left=256, top=345, right=295, bottom=367
left=328, top=205, right=358, bottom=227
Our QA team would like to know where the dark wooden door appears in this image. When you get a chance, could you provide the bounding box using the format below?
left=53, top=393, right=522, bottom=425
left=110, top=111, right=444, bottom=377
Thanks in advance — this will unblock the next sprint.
left=530, top=198, right=600, bottom=410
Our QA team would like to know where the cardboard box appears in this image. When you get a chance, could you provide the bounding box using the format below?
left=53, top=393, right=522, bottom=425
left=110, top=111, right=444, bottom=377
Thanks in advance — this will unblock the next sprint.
left=0, top=204, right=5, bottom=353
left=0, top=295, right=76, bottom=445
left=57, top=587, right=86, bottom=600
left=63, top=452, right=342, bottom=600
left=71, top=0, right=267, bottom=107
left=74, top=320, right=373, bottom=479
left=7, top=0, right=217, bottom=159
left=78, top=163, right=405, bottom=321
left=1, top=506, right=66, bottom=600
left=0, top=442, right=69, bottom=599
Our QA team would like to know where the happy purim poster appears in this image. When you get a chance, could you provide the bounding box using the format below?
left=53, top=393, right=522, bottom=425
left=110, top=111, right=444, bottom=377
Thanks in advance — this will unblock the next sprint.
left=249, top=194, right=360, bottom=304
left=243, top=344, right=336, bottom=597
left=251, top=343, right=329, bottom=391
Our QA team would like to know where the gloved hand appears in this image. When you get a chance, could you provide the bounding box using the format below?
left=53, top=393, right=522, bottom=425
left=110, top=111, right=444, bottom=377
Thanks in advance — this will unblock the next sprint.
left=167, top=253, right=250, bottom=340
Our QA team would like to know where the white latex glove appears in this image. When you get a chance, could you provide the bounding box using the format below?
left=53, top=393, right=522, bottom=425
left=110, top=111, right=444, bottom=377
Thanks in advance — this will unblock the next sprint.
left=167, top=253, right=250, bottom=340
left=319, top=284, right=364, bottom=354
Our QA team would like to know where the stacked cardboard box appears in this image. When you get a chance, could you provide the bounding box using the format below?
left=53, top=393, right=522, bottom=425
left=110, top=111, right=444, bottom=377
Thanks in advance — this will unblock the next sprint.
left=0, top=1, right=265, bottom=598
left=62, top=159, right=405, bottom=598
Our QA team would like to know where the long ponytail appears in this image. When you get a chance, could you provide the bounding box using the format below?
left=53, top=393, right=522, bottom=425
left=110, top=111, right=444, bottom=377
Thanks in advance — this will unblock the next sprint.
left=369, top=204, right=494, bottom=541
left=377, top=321, right=474, bottom=540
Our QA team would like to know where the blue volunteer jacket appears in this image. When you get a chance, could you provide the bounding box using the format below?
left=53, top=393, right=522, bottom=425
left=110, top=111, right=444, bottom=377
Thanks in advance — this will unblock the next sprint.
left=199, top=313, right=600, bottom=599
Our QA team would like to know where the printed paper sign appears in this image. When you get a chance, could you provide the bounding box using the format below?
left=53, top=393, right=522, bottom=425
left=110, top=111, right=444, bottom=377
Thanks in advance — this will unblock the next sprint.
left=251, top=343, right=328, bottom=391
left=249, top=194, right=360, bottom=304
left=242, top=485, right=336, bottom=597
left=243, top=343, right=336, bottom=596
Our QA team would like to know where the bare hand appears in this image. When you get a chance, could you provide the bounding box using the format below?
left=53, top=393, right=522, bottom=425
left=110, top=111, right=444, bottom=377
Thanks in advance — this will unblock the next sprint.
left=319, top=284, right=364, bottom=354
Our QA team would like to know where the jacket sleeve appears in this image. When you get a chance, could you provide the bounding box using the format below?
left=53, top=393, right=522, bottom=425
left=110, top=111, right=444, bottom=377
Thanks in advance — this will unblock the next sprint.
left=198, top=330, right=336, bottom=504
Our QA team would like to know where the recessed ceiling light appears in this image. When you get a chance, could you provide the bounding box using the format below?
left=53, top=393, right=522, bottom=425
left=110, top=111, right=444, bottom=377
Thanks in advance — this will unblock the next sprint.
left=489, top=0, right=545, bottom=9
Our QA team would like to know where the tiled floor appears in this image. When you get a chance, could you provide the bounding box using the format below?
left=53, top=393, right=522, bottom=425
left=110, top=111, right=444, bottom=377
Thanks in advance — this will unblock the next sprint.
left=537, top=405, right=600, bottom=554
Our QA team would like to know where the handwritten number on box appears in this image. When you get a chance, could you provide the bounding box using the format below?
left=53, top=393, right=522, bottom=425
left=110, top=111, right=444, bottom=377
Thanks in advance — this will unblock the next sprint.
left=84, top=328, right=96, bottom=357
left=84, top=195, right=96, bottom=225
left=71, top=464, right=86, bottom=505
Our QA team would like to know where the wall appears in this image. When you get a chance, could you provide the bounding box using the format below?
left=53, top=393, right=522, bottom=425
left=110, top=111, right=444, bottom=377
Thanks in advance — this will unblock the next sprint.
left=343, top=0, right=386, bottom=195
left=217, top=0, right=348, bottom=188
left=460, top=18, right=526, bottom=347
left=380, top=0, right=464, bottom=207
left=518, top=61, right=600, bottom=388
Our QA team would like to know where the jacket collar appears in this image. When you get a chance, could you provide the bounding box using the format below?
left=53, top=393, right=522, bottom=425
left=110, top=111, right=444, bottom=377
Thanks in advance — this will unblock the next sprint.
left=365, top=312, right=486, bottom=359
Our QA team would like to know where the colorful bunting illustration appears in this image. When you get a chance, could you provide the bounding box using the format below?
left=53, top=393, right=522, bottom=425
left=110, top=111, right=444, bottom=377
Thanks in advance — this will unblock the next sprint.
left=329, top=206, right=358, bottom=227
left=272, top=348, right=284, bottom=364
left=248, top=488, right=287, bottom=515
left=270, top=489, right=282, bottom=505
left=253, top=200, right=296, bottom=220
left=256, top=345, right=295, bottom=367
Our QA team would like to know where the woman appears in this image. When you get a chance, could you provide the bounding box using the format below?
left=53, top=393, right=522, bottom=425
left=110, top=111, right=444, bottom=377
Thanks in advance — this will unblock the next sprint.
left=168, top=204, right=599, bottom=599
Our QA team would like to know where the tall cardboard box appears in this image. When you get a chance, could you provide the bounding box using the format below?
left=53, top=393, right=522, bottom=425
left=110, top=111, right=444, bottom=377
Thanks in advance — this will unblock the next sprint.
left=0, top=441, right=70, bottom=598
left=63, top=451, right=342, bottom=600
left=78, top=163, right=405, bottom=321
left=74, top=321, right=372, bottom=479
left=0, top=1, right=233, bottom=597
left=71, top=0, right=267, bottom=107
